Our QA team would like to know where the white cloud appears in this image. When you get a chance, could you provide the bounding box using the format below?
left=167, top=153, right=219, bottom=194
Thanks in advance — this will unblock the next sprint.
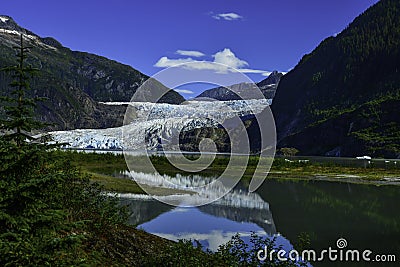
left=176, top=50, right=205, bottom=57
left=154, top=48, right=274, bottom=77
left=154, top=56, right=195, bottom=68
left=154, top=48, right=247, bottom=71
left=174, top=89, right=194, bottom=94
left=239, top=69, right=272, bottom=76
left=213, top=48, right=248, bottom=69
left=212, top=12, right=243, bottom=21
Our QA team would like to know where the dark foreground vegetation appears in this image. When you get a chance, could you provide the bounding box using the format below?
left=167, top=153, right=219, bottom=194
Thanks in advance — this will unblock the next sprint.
left=0, top=141, right=160, bottom=266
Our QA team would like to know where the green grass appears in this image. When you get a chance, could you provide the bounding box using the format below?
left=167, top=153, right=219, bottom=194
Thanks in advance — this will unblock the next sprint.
left=66, top=151, right=197, bottom=195
left=88, top=171, right=145, bottom=194
left=64, top=151, right=143, bottom=194
left=64, top=151, right=400, bottom=194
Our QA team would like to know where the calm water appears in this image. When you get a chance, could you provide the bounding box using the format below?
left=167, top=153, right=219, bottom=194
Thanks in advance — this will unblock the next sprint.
left=121, top=179, right=400, bottom=266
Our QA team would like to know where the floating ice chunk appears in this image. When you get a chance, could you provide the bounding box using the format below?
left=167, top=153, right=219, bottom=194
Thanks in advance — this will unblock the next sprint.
left=356, top=156, right=372, bottom=160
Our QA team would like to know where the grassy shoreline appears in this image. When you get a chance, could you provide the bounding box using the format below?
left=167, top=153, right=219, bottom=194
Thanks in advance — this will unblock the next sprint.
left=66, top=151, right=400, bottom=194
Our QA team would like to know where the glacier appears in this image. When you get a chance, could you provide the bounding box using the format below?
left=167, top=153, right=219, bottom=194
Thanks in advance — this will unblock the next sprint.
left=48, top=99, right=271, bottom=150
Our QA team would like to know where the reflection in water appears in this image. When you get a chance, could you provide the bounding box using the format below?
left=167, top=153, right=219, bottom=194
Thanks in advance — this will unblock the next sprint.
left=120, top=171, right=400, bottom=266
left=138, top=207, right=290, bottom=252
left=119, top=170, right=283, bottom=251
left=198, top=203, right=275, bottom=235
left=120, top=190, right=280, bottom=251
left=124, top=200, right=293, bottom=252
left=259, top=180, right=400, bottom=267
left=122, top=170, right=270, bottom=207
left=120, top=198, right=172, bottom=226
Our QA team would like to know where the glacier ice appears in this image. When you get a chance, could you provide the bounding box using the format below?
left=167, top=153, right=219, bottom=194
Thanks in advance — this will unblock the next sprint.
left=49, top=99, right=271, bottom=150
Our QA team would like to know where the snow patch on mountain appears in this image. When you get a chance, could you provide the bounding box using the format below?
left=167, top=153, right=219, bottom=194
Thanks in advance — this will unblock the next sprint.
left=0, top=16, right=9, bottom=23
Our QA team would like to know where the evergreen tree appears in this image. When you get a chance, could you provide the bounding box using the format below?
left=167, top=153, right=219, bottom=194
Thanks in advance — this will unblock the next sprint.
left=0, top=36, right=129, bottom=264
left=0, top=34, right=44, bottom=147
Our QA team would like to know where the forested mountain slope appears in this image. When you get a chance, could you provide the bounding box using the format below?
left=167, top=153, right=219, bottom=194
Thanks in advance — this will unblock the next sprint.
left=271, top=0, right=400, bottom=158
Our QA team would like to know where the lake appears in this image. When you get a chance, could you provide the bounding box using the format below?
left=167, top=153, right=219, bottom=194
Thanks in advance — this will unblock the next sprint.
left=121, top=178, right=400, bottom=266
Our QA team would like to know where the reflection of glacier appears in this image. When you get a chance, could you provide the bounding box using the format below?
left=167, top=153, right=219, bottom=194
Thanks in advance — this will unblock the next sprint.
left=117, top=170, right=276, bottom=235
left=122, top=170, right=271, bottom=208
left=48, top=99, right=270, bottom=150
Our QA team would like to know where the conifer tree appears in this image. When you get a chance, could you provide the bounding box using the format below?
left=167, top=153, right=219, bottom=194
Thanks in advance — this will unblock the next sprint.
left=0, top=34, right=44, bottom=147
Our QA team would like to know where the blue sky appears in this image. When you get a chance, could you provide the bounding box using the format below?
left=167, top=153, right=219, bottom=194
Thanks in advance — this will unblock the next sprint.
left=2, top=0, right=378, bottom=97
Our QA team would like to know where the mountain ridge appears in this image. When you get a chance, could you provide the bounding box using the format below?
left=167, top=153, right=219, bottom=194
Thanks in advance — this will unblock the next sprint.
left=0, top=15, right=184, bottom=131
left=271, top=0, right=400, bottom=158
left=196, top=71, right=283, bottom=101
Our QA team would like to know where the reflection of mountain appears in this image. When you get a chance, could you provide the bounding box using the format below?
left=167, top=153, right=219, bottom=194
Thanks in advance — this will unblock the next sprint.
left=123, top=196, right=276, bottom=236
left=122, top=196, right=276, bottom=245
left=198, top=204, right=276, bottom=235
left=118, top=172, right=276, bottom=235
left=120, top=198, right=172, bottom=226
left=121, top=193, right=276, bottom=234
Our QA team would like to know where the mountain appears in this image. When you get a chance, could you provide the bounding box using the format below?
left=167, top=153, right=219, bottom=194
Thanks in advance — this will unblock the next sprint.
left=271, top=0, right=400, bottom=158
left=256, top=70, right=284, bottom=98
left=196, top=71, right=283, bottom=101
left=0, top=15, right=184, bottom=130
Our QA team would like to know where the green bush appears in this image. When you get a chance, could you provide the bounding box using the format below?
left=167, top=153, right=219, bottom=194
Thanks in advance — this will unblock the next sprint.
left=0, top=140, right=128, bottom=266
left=145, top=233, right=307, bottom=267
